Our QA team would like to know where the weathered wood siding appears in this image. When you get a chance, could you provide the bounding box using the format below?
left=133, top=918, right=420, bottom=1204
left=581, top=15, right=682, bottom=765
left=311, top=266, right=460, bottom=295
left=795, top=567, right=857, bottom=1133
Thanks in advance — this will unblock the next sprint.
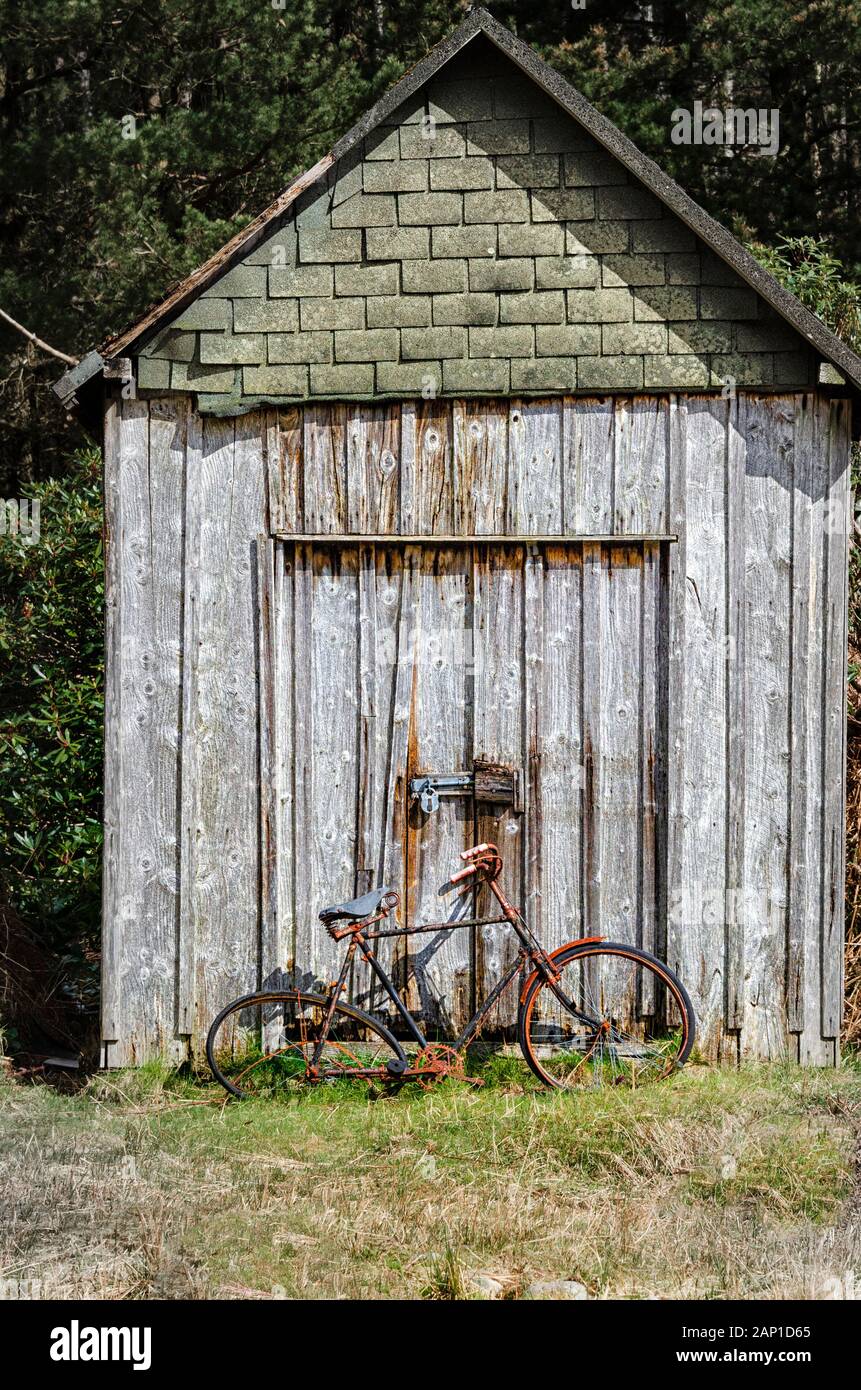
left=102, top=391, right=852, bottom=1065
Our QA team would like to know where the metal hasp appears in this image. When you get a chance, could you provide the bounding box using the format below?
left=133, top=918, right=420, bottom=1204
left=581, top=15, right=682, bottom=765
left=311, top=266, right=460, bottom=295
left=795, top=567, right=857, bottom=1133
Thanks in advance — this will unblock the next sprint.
left=410, top=773, right=472, bottom=815
left=410, top=761, right=521, bottom=816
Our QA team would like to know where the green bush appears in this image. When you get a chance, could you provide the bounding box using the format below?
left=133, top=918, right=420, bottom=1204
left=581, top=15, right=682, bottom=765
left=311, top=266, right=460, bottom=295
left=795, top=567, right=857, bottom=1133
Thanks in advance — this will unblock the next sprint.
left=748, top=235, right=861, bottom=353
left=0, top=449, right=104, bottom=966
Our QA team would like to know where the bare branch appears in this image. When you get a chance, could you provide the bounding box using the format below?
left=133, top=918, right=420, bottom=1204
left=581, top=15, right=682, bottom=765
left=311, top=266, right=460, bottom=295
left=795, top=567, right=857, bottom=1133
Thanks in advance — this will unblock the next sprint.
left=0, top=308, right=78, bottom=366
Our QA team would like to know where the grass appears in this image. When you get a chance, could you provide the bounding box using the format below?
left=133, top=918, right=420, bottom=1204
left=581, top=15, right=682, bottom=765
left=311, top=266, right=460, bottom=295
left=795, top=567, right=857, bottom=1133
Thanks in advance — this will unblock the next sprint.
left=0, top=1059, right=859, bottom=1300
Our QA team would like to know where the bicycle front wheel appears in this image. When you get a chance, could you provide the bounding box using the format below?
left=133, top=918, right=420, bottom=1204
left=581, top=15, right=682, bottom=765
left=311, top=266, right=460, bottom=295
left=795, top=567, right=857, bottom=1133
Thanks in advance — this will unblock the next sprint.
left=518, top=943, right=695, bottom=1089
left=206, top=990, right=407, bottom=1099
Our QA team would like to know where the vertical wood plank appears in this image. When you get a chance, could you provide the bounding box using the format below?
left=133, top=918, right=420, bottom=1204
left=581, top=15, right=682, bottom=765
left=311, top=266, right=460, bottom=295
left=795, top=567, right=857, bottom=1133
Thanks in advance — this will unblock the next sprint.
left=598, top=546, right=641, bottom=944
left=265, top=409, right=282, bottom=537
left=113, top=397, right=152, bottom=1063
left=676, top=399, right=730, bottom=1046
left=523, top=545, right=545, bottom=946
left=564, top=397, right=615, bottom=534
left=664, top=396, right=688, bottom=987
left=355, top=543, right=378, bottom=895
left=275, top=542, right=295, bottom=989
left=398, top=403, right=417, bottom=535
left=410, top=547, right=473, bottom=1033
left=820, top=397, right=851, bottom=1047
left=112, top=397, right=185, bottom=1063
left=101, top=396, right=123, bottom=1052
left=346, top=405, right=400, bottom=533
left=539, top=545, right=584, bottom=954
left=266, top=407, right=302, bottom=536
left=178, top=403, right=201, bottom=1037
left=192, top=414, right=265, bottom=1035
left=741, top=395, right=793, bottom=1059
left=303, top=403, right=347, bottom=532
left=257, top=534, right=282, bottom=998
left=453, top=400, right=508, bottom=534
left=353, top=541, right=379, bottom=1007
left=725, top=393, right=746, bottom=1038
left=787, top=396, right=814, bottom=1036
left=292, top=543, right=314, bottom=989
left=639, top=541, right=658, bottom=968
left=294, top=547, right=360, bottom=989
left=415, top=401, right=454, bottom=533
left=581, top=542, right=603, bottom=935
left=147, top=398, right=186, bottom=1061
left=614, top=397, right=670, bottom=534
left=473, top=543, right=524, bottom=1027
left=375, top=545, right=419, bottom=1016
left=507, top=398, right=563, bottom=533
left=800, top=398, right=831, bottom=1063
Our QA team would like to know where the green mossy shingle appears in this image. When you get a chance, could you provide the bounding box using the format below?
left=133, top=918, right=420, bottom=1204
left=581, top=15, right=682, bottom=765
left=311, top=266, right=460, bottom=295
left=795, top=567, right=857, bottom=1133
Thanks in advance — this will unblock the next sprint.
left=401, top=326, right=467, bottom=359
left=199, top=332, right=265, bottom=365
left=431, top=292, right=496, bottom=326
left=334, top=329, right=400, bottom=362
left=367, top=296, right=432, bottom=328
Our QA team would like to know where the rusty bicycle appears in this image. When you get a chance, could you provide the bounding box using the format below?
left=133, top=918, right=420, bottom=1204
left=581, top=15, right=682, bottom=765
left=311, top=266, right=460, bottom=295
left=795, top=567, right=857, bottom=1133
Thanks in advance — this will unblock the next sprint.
left=206, top=841, right=695, bottom=1097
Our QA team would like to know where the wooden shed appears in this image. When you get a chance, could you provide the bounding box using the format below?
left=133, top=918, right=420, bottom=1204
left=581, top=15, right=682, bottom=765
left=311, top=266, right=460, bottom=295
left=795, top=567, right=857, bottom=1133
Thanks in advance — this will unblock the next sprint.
left=56, top=9, right=861, bottom=1067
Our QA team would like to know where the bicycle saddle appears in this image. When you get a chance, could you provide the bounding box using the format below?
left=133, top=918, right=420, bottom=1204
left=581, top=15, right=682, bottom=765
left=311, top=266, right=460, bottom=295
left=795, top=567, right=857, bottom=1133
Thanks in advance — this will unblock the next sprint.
left=318, top=885, right=394, bottom=924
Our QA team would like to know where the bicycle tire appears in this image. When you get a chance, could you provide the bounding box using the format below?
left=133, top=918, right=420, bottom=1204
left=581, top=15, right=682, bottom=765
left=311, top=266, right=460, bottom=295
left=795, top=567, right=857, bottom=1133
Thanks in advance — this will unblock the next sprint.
left=518, top=942, right=695, bottom=1089
left=206, top=989, right=408, bottom=1099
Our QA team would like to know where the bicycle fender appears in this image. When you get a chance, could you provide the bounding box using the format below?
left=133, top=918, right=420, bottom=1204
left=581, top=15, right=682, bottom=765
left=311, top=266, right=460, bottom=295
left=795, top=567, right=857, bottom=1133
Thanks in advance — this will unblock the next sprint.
left=518, top=937, right=606, bottom=1005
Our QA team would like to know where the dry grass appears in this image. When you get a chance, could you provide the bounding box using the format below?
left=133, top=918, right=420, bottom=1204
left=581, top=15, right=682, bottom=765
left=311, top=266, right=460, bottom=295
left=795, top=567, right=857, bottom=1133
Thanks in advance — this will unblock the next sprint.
left=1, top=1060, right=859, bottom=1301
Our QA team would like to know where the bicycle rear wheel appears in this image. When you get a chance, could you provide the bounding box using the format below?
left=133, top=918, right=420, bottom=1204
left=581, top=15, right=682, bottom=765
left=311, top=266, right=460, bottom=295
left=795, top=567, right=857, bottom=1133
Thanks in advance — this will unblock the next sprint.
left=206, top=990, right=407, bottom=1099
left=518, top=943, right=695, bottom=1089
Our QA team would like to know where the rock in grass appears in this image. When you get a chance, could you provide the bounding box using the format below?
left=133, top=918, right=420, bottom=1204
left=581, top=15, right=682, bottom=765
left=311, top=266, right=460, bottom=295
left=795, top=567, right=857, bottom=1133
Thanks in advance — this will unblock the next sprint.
left=526, top=1279, right=588, bottom=1300
left=466, top=1272, right=505, bottom=1299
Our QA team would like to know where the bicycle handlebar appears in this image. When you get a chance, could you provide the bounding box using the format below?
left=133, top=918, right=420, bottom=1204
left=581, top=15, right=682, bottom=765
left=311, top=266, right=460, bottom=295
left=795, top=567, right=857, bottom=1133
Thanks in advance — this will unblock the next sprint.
left=450, top=863, right=476, bottom=884
left=453, top=842, right=503, bottom=885
left=460, top=842, right=495, bottom=862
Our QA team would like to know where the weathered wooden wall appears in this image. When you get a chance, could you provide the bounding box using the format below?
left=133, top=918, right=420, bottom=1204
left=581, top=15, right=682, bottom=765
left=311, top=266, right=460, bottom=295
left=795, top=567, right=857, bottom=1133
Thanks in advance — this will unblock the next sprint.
left=102, top=390, right=851, bottom=1065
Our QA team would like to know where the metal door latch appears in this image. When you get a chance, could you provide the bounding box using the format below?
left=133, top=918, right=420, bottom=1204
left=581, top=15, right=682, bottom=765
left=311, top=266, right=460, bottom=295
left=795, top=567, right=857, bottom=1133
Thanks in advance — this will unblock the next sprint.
left=409, top=763, right=522, bottom=816
left=409, top=773, right=472, bottom=815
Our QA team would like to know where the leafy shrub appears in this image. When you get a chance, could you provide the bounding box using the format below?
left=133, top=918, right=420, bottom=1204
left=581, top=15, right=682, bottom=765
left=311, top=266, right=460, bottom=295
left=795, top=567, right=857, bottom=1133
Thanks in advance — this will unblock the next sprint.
left=0, top=449, right=103, bottom=978
left=749, top=235, right=861, bottom=352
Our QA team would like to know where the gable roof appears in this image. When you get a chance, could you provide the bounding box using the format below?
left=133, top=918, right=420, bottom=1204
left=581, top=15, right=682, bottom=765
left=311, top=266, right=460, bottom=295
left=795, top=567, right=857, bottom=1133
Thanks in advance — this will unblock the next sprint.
left=54, top=5, right=861, bottom=412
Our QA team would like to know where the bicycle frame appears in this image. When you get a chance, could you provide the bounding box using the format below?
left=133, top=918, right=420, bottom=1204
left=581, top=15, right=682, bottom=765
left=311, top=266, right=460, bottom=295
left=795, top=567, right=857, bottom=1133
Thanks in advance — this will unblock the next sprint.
left=312, top=861, right=563, bottom=1064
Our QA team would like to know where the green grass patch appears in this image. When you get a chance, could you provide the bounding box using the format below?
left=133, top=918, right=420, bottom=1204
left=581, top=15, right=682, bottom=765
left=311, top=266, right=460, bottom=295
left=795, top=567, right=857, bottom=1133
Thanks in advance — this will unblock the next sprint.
left=1, top=1060, right=858, bottom=1300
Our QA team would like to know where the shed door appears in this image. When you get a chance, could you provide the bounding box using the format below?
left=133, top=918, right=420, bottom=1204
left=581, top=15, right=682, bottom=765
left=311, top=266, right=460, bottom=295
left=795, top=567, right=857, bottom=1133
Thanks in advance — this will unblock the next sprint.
left=261, top=540, right=665, bottom=1035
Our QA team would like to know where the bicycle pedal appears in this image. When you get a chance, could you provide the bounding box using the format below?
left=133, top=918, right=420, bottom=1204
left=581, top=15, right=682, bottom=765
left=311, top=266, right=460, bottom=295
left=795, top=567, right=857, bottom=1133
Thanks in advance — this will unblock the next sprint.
left=385, top=1058, right=408, bottom=1076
